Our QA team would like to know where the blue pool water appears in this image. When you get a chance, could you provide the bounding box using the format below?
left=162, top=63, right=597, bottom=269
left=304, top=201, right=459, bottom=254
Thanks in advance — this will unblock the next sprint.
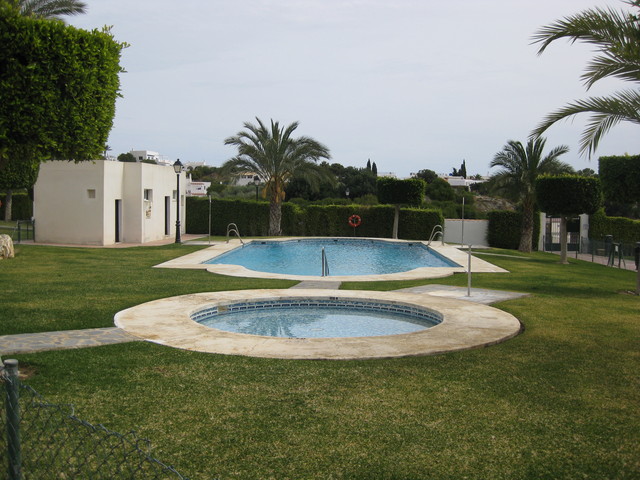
left=203, top=238, right=459, bottom=276
left=192, top=298, right=442, bottom=338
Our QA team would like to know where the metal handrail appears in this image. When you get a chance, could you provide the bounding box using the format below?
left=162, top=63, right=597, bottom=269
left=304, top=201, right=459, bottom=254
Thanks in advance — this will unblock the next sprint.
left=226, top=223, right=244, bottom=245
left=427, top=224, right=444, bottom=246
left=321, top=247, right=330, bottom=276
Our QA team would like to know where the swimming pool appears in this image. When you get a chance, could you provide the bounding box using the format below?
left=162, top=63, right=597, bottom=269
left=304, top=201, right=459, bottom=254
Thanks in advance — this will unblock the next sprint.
left=192, top=297, right=442, bottom=338
left=203, top=238, right=459, bottom=276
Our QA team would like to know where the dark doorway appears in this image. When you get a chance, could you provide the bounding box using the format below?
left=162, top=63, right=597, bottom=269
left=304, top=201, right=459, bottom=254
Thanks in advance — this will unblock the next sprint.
left=115, top=199, right=122, bottom=243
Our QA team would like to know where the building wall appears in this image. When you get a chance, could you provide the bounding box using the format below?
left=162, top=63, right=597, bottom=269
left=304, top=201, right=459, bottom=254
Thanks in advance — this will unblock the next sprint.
left=34, top=160, right=185, bottom=245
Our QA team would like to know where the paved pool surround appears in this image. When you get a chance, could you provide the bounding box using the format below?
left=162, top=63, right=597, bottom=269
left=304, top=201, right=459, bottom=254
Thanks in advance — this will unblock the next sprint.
left=115, top=289, right=522, bottom=360
left=155, top=238, right=507, bottom=282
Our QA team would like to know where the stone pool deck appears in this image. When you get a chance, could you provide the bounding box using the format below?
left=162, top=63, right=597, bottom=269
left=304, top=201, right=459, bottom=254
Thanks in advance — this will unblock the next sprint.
left=0, top=285, right=528, bottom=357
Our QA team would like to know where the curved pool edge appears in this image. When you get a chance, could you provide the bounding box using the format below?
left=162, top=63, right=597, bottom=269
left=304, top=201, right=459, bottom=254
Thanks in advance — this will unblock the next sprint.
left=114, top=289, right=522, bottom=360
left=153, top=237, right=507, bottom=282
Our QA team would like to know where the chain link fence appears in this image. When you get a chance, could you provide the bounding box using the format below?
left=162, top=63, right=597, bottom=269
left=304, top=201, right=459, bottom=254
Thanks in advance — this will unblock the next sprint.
left=1, top=359, right=190, bottom=480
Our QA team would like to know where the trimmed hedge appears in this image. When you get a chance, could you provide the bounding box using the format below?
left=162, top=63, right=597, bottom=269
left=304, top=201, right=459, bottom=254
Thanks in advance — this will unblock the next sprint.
left=487, top=210, right=540, bottom=250
left=589, top=210, right=640, bottom=245
left=0, top=192, right=33, bottom=220
left=599, top=155, right=640, bottom=204
left=536, top=175, right=602, bottom=216
left=186, top=197, right=443, bottom=240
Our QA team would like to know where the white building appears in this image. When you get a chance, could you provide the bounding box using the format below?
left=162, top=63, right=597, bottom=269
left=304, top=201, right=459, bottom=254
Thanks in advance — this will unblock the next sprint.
left=34, top=160, right=186, bottom=246
left=129, top=150, right=172, bottom=166
left=186, top=174, right=211, bottom=196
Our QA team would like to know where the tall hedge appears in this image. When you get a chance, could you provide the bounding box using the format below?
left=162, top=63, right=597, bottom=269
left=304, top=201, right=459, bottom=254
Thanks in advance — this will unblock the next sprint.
left=186, top=198, right=443, bottom=240
left=589, top=209, right=640, bottom=244
left=487, top=210, right=540, bottom=250
left=377, top=177, right=426, bottom=205
left=0, top=8, right=126, bottom=166
left=599, top=155, right=640, bottom=204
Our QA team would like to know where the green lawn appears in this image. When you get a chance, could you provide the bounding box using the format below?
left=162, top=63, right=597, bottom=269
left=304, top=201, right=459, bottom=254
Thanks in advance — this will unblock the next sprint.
left=1, top=244, right=639, bottom=479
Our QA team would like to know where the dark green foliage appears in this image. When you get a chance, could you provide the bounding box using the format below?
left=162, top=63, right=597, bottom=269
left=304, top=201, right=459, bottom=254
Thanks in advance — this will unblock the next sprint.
left=425, top=178, right=455, bottom=201
left=536, top=175, right=602, bottom=216
left=598, top=155, right=640, bottom=204
left=0, top=158, right=39, bottom=190
left=487, top=210, right=540, bottom=250
left=414, top=169, right=438, bottom=184
left=0, top=8, right=126, bottom=167
left=589, top=209, right=640, bottom=244
left=117, top=152, right=136, bottom=162
left=377, top=177, right=425, bottom=206
left=186, top=197, right=443, bottom=240
left=0, top=191, right=32, bottom=219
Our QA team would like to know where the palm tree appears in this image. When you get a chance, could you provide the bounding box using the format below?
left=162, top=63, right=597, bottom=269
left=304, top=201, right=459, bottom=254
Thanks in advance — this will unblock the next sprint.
left=531, top=0, right=640, bottom=157
left=12, top=0, right=87, bottom=20
left=223, top=118, right=331, bottom=236
left=490, top=138, right=572, bottom=252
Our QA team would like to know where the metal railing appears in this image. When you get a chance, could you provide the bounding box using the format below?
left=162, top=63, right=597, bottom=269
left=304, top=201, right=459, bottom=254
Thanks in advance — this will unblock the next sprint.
left=225, top=223, right=244, bottom=245
left=427, top=224, right=444, bottom=246
left=1, top=359, right=190, bottom=480
left=321, top=247, right=330, bottom=276
left=0, top=220, right=35, bottom=243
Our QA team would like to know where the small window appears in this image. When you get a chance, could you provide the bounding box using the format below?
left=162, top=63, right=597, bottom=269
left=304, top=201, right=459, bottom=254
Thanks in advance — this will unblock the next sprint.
left=87, top=189, right=96, bottom=199
left=172, top=190, right=177, bottom=201
left=144, top=189, right=153, bottom=201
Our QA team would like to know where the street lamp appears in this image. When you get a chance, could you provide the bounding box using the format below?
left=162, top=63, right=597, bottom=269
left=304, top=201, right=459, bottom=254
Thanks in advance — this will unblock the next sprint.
left=253, top=175, right=260, bottom=201
left=345, top=188, right=350, bottom=199
left=173, top=159, right=183, bottom=243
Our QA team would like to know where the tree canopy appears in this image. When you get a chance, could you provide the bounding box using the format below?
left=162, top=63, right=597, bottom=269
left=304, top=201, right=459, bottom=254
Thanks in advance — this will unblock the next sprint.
left=0, top=8, right=126, bottom=172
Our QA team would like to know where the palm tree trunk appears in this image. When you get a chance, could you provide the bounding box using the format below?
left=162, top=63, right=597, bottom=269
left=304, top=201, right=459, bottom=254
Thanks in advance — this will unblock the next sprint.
left=268, top=201, right=282, bottom=236
left=519, top=202, right=534, bottom=253
left=392, top=205, right=400, bottom=239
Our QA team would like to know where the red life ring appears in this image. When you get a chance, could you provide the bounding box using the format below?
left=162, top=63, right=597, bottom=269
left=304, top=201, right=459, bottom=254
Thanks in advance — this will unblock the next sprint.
left=348, top=214, right=362, bottom=228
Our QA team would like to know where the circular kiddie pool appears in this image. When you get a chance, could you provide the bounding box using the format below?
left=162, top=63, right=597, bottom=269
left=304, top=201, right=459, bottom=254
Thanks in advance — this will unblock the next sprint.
left=115, top=289, right=522, bottom=360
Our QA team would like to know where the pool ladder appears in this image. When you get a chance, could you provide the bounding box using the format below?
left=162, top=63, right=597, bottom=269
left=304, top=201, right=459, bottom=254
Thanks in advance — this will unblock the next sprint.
left=427, top=224, right=444, bottom=246
left=226, top=223, right=244, bottom=245
left=321, top=247, right=330, bottom=276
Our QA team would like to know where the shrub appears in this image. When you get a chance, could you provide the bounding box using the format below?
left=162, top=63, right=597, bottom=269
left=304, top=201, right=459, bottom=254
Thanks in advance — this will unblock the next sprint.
left=487, top=210, right=540, bottom=250
left=589, top=209, right=640, bottom=245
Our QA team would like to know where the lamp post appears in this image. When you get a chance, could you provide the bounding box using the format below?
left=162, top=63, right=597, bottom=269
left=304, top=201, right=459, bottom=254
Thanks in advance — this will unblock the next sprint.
left=173, top=159, right=183, bottom=244
left=253, top=175, right=260, bottom=201
left=345, top=188, right=350, bottom=200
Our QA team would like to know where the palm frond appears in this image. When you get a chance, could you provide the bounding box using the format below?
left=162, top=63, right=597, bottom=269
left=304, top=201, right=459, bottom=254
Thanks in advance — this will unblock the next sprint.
left=531, top=89, right=640, bottom=157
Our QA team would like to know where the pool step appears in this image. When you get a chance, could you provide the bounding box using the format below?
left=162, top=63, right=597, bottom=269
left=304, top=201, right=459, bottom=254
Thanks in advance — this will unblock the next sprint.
left=290, top=280, right=342, bottom=290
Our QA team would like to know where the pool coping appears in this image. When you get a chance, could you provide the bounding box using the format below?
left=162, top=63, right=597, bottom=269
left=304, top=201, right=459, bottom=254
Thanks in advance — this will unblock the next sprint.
left=114, top=289, right=523, bottom=360
left=154, top=237, right=507, bottom=282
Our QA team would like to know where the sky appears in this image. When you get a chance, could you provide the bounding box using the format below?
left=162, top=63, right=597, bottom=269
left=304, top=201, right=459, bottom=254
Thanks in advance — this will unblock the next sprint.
left=69, top=0, right=640, bottom=178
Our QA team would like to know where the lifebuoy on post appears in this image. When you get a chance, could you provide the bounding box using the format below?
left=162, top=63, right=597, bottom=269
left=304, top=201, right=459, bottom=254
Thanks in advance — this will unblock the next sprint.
left=348, top=214, right=362, bottom=228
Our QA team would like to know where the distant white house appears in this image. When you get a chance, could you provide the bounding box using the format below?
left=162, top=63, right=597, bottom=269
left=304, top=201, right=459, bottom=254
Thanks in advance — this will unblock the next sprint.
left=234, top=172, right=260, bottom=186
left=33, top=160, right=185, bottom=246
left=440, top=175, right=486, bottom=190
left=186, top=174, right=211, bottom=196
left=129, top=150, right=172, bottom=166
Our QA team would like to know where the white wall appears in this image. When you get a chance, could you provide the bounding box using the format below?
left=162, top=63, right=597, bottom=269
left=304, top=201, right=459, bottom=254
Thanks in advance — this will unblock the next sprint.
left=444, top=219, right=488, bottom=247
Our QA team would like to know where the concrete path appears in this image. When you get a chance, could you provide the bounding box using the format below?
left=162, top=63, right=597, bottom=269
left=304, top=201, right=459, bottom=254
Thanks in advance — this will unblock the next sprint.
left=0, top=328, right=140, bottom=355
left=0, top=285, right=527, bottom=356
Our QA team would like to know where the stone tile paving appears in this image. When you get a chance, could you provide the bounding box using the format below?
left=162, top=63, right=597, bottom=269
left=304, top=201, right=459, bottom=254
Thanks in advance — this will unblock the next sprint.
left=0, top=328, right=140, bottom=356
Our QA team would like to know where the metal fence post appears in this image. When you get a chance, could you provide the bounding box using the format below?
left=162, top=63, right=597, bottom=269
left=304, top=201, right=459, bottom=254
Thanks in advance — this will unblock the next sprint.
left=4, top=359, right=22, bottom=480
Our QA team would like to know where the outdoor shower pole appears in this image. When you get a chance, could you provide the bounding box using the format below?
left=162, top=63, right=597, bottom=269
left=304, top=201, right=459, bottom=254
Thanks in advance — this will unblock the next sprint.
left=467, top=244, right=472, bottom=297
left=208, top=195, right=212, bottom=246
